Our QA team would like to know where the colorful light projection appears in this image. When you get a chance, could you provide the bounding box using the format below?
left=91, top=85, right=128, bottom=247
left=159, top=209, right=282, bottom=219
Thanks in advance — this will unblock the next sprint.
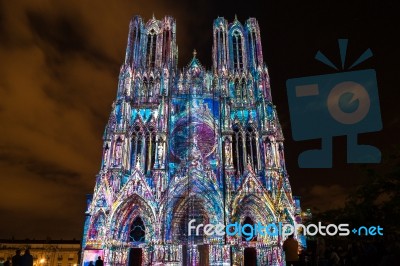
left=82, top=250, right=104, bottom=266
left=81, top=15, right=300, bottom=266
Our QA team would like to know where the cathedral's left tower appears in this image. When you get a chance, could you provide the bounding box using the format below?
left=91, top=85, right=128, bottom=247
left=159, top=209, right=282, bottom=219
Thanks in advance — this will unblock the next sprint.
left=81, top=15, right=178, bottom=265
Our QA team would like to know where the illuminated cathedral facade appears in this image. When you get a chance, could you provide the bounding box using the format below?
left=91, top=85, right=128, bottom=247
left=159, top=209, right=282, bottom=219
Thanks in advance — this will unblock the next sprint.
left=81, top=15, right=299, bottom=266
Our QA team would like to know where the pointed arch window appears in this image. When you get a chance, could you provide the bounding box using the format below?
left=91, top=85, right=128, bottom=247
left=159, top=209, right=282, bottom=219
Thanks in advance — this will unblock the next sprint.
left=114, top=136, right=123, bottom=166
left=278, top=142, right=285, bottom=169
left=232, top=125, right=259, bottom=174
left=134, top=27, right=141, bottom=64
left=265, top=138, right=271, bottom=167
left=162, top=29, right=171, bottom=64
left=232, top=30, right=243, bottom=70
left=234, top=78, right=241, bottom=99
left=217, top=28, right=225, bottom=69
left=241, top=78, right=247, bottom=99
left=144, top=126, right=156, bottom=174
left=103, top=143, right=110, bottom=167
left=148, top=77, right=154, bottom=98
left=245, top=126, right=259, bottom=171
left=146, top=29, right=157, bottom=68
left=129, top=217, right=145, bottom=242
left=128, top=27, right=137, bottom=65
left=248, top=30, right=258, bottom=67
left=136, top=27, right=141, bottom=45
left=131, top=125, right=144, bottom=168
left=131, top=124, right=157, bottom=174
left=232, top=126, right=245, bottom=175
left=142, top=78, right=148, bottom=100
left=132, top=27, right=137, bottom=45
left=115, top=104, right=122, bottom=124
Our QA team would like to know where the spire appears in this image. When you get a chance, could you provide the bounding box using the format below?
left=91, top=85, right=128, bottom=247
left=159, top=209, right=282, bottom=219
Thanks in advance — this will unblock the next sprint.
left=186, top=49, right=204, bottom=75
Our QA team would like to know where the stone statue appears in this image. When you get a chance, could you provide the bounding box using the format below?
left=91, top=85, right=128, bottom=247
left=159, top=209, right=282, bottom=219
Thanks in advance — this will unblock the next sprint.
left=157, top=142, right=165, bottom=166
left=225, top=142, right=233, bottom=166
left=103, top=145, right=109, bottom=166
left=115, top=142, right=122, bottom=166
left=135, top=154, right=141, bottom=169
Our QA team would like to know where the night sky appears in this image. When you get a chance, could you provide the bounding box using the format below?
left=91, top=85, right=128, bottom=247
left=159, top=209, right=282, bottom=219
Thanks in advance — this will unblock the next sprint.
left=0, top=0, right=398, bottom=239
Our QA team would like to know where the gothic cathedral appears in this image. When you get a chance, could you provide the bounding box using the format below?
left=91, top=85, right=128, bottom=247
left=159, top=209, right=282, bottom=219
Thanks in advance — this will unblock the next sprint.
left=81, top=15, right=299, bottom=266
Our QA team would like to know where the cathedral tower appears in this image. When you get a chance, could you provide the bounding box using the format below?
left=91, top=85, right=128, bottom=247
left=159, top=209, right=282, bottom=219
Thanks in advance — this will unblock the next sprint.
left=81, top=15, right=297, bottom=266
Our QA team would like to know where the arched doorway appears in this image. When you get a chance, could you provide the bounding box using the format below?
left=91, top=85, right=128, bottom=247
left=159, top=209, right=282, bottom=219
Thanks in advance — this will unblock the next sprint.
left=128, top=248, right=142, bottom=266
left=172, top=196, right=210, bottom=243
left=128, top=217, right=145, bottom=266
left=243, top=247, right=257, bottom=266
left=198, top=244, right=209, bottom=266
left=172, top=196, right=210, bottom=265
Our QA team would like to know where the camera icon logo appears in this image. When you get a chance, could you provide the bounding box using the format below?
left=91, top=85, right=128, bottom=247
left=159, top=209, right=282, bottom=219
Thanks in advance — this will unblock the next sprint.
left=327, top=81, right=370, bottom=125
left=286, top=39, right=382, bottom=168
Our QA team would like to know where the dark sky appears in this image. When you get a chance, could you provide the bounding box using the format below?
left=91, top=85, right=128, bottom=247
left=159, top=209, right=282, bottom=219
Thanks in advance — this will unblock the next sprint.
left=0, top=0, right=398, bottom=239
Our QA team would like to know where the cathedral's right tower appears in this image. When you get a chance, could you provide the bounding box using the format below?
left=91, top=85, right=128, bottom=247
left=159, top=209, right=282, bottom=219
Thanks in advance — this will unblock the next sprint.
left=212, top=16, right=296, bottom=265
left=81, top=15, right=298, bottom=266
